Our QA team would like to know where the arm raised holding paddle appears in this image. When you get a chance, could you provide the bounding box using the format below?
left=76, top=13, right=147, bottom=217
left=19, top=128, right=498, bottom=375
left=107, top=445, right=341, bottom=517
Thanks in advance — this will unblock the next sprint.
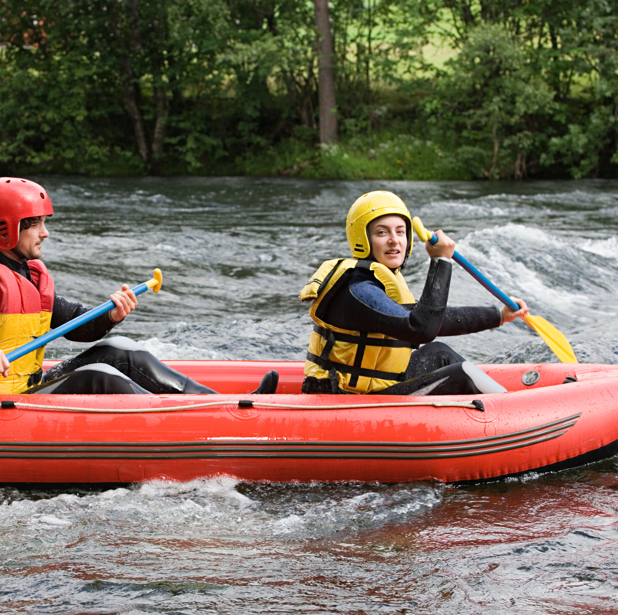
left=425, top=228, right=531, bottom=324
left=412, top=216, right=576, bottom=363
left=422, top=230, right=531, bottom=324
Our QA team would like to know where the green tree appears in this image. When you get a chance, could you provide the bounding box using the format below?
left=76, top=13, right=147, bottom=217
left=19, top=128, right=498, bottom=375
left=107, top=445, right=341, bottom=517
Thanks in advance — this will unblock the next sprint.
left=427, top=23, right=555, bottom=178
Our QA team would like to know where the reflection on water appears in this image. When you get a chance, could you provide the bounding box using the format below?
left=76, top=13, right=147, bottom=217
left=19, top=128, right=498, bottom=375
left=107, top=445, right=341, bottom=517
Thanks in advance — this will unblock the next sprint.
left=1, top=469, right=618, bottom=614
left=2, top=177, right=618, bottom=613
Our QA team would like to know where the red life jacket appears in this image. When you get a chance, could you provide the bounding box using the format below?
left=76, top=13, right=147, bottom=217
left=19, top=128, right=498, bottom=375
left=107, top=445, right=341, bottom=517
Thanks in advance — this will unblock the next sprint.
left=0, top=260, right=55, bottom=393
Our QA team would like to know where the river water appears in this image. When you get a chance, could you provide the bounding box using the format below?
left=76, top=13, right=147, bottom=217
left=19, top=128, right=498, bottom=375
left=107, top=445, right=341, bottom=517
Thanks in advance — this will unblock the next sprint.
left=1, top=177, right=618, bottom=613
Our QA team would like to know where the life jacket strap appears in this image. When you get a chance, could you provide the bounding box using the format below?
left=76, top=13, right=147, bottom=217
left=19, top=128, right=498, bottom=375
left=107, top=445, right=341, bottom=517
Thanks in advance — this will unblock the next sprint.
left=308, top=323, right=409, bottom=386
left=305, top=326, right=340, bottom=393
left=306, top=352, right=407, bottom=383
left=27, top=369, right=43, bottom=388
left=313, top=325, right=415, bottom=348
left=316, top=259, right=345, bottom=296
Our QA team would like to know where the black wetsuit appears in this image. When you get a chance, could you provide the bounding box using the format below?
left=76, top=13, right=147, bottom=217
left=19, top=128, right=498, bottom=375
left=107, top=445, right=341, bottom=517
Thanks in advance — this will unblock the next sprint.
left=303, top=257, right=502, bottom=395
left=0, top=253, right=217, bottom=395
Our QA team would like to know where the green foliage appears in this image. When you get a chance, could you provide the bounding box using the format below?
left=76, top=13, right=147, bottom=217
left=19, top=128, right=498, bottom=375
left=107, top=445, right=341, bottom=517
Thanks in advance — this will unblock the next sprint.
left=237, top=131, right=470, bottom=180
left=302, top=135, right=470, bottom=179
left=425, top=23, right=556, bottom=178
left=423, top=0, right=618, bottom=179
left=0, top=0, right=616, bottom=179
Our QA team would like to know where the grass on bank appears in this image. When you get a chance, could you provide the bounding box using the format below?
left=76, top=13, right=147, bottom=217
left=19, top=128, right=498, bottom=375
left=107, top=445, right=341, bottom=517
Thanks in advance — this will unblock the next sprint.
left=4, top=131, right=476, bottom=180
left=238, top=133, right=474, bottom=181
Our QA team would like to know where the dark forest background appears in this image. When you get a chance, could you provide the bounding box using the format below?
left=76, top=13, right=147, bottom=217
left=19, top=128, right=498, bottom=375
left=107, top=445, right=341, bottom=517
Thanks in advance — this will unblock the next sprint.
left=1, top=0, right=617, bottom=179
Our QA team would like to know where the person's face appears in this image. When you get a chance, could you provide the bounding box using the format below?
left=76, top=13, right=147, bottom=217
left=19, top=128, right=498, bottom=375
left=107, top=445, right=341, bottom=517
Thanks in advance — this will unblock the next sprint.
left=14, top=216, right=49, bottom=260
left=367, top=215, right=407, bottom=269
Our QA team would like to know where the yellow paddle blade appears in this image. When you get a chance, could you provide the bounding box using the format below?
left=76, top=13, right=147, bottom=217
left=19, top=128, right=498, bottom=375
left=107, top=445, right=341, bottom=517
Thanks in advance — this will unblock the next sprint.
left=524, top=314, right=578, bottom=363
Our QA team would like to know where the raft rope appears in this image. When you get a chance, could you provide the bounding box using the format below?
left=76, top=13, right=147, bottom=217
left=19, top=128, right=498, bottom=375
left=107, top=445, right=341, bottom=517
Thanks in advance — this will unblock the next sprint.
left=0, top=399, right=481, bottom=413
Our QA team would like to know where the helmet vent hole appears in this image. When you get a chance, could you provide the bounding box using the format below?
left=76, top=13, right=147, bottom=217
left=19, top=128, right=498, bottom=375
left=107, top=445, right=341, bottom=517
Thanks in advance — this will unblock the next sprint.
left=40, top=193, right=45, bottom=199
left=5, top=180, right=9, bottom=183
left=20, top=179, right=25, bottom=182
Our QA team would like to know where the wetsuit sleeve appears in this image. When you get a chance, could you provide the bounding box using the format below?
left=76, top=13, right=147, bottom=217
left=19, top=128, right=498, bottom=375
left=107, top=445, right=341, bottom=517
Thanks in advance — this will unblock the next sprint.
left=408, top=258, right=452, bottom=342
left=51, top=294, right=120, bottom=342
left=438, top=306, right=502, bottom=336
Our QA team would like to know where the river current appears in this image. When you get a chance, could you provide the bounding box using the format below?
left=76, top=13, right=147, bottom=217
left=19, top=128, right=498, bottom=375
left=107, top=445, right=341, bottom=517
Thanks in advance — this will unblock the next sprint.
left=1, top=177, right=618, bottom=613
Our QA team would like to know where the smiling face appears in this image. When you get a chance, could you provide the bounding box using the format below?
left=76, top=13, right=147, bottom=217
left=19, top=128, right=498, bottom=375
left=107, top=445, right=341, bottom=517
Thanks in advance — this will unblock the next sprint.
left=367, top=214, right=408, bottom=269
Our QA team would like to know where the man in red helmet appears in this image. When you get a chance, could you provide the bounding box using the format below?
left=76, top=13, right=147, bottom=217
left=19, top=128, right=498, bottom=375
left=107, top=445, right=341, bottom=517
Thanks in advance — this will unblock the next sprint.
left=0, top=178, right=279, bottom=395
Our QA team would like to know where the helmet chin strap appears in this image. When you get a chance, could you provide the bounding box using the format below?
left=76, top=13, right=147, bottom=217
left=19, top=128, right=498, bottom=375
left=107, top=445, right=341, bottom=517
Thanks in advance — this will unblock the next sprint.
left=400, top=221, right=412, bottom=269
left=11, top=246, right=32, bottom=282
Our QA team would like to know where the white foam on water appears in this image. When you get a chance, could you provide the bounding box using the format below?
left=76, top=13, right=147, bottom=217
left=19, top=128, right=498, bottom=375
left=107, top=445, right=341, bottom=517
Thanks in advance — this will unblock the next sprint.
left=98, top=487, right=131, bottom=500
left=270, top=485, right=443, bottom=538
left=135, top=477, right=257, bottom=516
left=458, top=224, right=590, bottom=311
left=473, top=222, right=564, bottom=249
left=580, top=236, right=618, bottom=260
left=140, top=336, right=219, bottom=360
left=419, top=200, right=508, bottom=218
left=28, top=514, right=72, bottom=527
left=505, top=259, right=588, bottom=311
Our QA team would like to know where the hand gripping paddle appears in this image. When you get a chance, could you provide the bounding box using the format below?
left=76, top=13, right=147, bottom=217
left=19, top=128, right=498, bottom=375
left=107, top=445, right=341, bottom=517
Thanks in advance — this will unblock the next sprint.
left=6, top=269, right=163, bottom=363
left=412, top=218, right=577, bottom=364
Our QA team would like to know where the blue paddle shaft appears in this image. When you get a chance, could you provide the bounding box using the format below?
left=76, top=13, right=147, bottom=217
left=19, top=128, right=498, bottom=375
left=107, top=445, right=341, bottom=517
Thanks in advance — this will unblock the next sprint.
left=427, top=233, right=520, bottom=312
left=6, top=281, right=151, bottom=363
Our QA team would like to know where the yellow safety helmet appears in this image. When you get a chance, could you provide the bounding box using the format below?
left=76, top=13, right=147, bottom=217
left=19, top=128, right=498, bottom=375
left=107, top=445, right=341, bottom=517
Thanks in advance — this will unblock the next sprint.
left=346, top=190, right=413, bottom=261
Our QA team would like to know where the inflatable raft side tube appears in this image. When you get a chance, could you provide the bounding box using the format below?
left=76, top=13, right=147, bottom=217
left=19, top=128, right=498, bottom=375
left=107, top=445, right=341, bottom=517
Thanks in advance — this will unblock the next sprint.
left=453, top=437, right=618, bottom=485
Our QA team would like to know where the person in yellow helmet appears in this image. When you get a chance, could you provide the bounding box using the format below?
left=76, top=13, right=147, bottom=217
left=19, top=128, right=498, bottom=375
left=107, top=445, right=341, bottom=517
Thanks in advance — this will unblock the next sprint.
left=299, top=191, right=528, bottom=395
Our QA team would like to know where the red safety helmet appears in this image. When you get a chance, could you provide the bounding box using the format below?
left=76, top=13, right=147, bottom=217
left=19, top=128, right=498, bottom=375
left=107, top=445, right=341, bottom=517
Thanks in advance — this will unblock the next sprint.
left=0, top=178, right=53, bottom=250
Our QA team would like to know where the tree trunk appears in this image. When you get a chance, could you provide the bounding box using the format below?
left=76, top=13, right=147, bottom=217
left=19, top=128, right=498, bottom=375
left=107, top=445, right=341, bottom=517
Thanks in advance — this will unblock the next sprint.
left=108, top=2, right=149, bottom=163
left=481, top=107, right=500, bottom=178
left=313, top=0, right=338, bottom=144
left=152, top=85, right=169, bottom=157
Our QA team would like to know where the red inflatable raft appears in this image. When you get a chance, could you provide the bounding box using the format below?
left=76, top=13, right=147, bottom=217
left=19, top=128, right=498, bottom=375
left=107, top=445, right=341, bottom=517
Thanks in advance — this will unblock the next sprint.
left=0, top=360, right=616, bottom=484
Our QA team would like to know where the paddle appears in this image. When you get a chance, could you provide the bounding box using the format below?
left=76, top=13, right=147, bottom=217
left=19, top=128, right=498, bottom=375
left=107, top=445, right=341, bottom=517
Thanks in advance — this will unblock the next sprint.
left=412, top=218, right=577, bottom=364
left=6, top=268, right=163, bottom=364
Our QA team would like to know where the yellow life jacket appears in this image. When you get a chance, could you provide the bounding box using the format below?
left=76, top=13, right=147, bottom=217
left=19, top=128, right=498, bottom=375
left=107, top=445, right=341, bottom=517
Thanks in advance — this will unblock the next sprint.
left=0, top=260, right=54, bottom=394
left=299, top=258, right=416, bottom=394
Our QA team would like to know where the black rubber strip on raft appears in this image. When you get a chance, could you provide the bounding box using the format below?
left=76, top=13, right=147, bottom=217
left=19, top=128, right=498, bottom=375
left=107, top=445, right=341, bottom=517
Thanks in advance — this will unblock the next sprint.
left=453, top=436, right=618, bottom=485
left=0, top=428, right=574, bottom=460
left=1, top=435, right=616, bottom=488
left=0, top=412, right=581, bottom=451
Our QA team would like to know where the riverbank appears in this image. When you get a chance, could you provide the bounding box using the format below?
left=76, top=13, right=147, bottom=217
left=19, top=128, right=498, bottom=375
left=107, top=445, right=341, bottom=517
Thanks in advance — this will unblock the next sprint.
left=3, top=2, right=618, bottom=182
left=6, top=130, right=582, bottom=182
left=238, top=134, right=474, bottom=181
